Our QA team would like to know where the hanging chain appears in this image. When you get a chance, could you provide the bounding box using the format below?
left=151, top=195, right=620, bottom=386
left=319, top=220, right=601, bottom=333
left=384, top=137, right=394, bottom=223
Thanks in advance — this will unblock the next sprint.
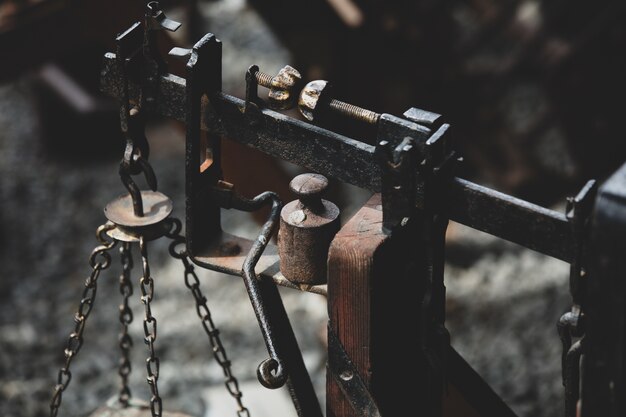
left=50, top=223, right=117, bottom=417
left=118, top=242, right=134, bottom=405
left=139, top=236, right=163, bottom=417
left=166, top=219, right=251, bottom=417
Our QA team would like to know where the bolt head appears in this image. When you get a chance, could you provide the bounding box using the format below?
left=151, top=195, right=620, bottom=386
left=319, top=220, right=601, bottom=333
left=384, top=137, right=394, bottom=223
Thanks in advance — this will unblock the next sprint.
left=268, top=65, right=302, bottom=110
left=298, top=80, right=331, bottom=122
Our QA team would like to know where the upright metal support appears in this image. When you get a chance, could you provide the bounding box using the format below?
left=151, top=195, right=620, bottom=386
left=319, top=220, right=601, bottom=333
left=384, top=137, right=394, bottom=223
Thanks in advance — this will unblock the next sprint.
left=583, top=162, right=626, bottom=417
left=182, top=33, right=223, bottom=257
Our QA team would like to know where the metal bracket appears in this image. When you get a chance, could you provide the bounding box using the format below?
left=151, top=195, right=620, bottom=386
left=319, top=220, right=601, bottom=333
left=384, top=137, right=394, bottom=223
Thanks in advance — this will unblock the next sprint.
left=557, top=180, right=598, bottom=358
left=176, top=33, right=223, bottom=255
left=376, top=136, right=418, bottom=233
left=241, top=65, right=265, bottom=129
left=376, top=121, right=456, bottom=233
left=328, top=326, right=381, bottom=417
left=403, top=106, right=444, bottom=130
left=566, top=179, right=598, bottom=307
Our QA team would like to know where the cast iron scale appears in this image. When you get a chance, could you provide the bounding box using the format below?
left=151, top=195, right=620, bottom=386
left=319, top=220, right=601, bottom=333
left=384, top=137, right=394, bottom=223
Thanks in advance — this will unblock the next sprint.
left=49, top=3, right=626, bottom=417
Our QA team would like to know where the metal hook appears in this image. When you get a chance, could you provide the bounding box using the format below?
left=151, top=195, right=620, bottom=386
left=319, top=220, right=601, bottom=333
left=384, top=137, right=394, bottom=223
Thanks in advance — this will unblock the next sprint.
left=229, top=190, right=288, bottom=388
left=119, top=154, right=157, bottom=217
left=122, top=109, right=151, bottom=173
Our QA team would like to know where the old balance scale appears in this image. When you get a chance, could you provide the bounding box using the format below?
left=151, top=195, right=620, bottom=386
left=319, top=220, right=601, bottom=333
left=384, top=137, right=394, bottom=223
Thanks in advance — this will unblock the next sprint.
left=48, top=2, right=626, bottom=417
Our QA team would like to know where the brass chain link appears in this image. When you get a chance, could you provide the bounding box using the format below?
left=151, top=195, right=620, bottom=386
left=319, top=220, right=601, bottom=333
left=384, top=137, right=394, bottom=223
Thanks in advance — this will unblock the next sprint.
left=166, top=219, right=251, bottom=417
left=118, top=241, right=134, bottom=405
left=138, top=236, right=163, bottom=417
left=50, top=223, right=117, bottom=417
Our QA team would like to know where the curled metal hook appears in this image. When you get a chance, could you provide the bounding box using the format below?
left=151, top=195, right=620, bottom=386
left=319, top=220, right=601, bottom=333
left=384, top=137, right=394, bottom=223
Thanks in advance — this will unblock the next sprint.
left=257, top=358, right=287, bottom=389
left=230, top=191, right=287, bottom=389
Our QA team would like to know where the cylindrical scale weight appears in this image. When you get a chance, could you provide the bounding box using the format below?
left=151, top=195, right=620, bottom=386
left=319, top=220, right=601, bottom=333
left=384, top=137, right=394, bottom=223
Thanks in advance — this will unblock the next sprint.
left=278, top=173, right=340, bottom=285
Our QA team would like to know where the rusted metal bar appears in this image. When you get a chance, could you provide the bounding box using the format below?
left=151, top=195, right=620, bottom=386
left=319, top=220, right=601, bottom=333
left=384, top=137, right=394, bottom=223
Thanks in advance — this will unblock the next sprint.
left=100, top=53, right=576, bottom=263
left=447, top=178, right=573, bottom=262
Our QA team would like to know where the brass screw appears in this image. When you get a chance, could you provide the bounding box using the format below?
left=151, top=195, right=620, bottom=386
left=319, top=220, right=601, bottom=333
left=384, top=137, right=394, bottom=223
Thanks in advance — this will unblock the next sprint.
left=298, top=80, right=381, bottom=125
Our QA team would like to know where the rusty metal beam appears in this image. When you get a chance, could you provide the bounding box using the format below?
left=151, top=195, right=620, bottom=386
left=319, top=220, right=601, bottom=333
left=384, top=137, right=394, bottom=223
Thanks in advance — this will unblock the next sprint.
left=100, top=53, right=576, bottom=263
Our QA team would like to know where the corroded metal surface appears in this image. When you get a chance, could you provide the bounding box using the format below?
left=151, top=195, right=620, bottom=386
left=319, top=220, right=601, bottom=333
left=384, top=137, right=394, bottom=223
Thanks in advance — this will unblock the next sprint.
left=297, top=80, right=330, bottom=122
left=256, top=65, right=302, bottom=110
left=279, top=173, right=339, bottom=285
left=104, top=191, right=172, bottom=227
left=297, top=80, right=380, bottom=124
left=193, top=231, right=327, bottom=296
left=100, top=53, right=577, bottom=262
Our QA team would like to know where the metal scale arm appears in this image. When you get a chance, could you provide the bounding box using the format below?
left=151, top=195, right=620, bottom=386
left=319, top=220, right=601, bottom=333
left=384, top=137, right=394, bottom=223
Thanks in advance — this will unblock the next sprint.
left=98, top=11, right=626, bottom=417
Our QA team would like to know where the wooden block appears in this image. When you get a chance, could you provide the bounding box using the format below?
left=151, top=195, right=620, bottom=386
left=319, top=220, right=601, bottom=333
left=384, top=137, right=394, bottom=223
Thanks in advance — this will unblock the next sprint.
left=327, top=194, right=431, bottom=416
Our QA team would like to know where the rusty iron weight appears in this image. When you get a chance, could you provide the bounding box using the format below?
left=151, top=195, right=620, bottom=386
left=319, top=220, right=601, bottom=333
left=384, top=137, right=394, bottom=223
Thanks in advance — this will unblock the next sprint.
left=278, top=173, right=340, bottom=286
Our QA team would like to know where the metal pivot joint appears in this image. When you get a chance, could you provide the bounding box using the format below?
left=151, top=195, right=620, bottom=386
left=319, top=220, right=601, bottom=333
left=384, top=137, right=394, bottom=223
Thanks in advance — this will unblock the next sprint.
left=278, top=173, right=340, bottom=286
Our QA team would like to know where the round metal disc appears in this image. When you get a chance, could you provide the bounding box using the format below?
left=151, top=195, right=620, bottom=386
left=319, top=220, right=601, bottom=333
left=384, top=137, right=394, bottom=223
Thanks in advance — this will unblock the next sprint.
left=105, top=221, right=172, bottom=243
left=104, top=191, right=173, bottom=227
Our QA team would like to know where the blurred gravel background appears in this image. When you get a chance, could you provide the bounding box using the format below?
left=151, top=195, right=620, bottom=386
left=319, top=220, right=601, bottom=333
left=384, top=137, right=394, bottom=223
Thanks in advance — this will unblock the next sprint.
left=0, top=1, right=575, bottom=416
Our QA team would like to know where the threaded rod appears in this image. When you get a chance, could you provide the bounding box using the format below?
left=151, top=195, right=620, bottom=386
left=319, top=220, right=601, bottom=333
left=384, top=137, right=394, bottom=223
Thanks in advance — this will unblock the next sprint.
left=255, top=71, right=274, bottom=88
left=329, top=99, right=380, bottom=125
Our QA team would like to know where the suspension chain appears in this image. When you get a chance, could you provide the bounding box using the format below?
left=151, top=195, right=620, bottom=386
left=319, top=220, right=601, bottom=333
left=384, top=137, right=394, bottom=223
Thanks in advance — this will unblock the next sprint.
left=118, top=242, right=134, bottom=405
left=50, top=224, right=117, bottom=417
left=166, top=219, right=251, bottom=417
left=139, top=236, right=163, bottom=417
